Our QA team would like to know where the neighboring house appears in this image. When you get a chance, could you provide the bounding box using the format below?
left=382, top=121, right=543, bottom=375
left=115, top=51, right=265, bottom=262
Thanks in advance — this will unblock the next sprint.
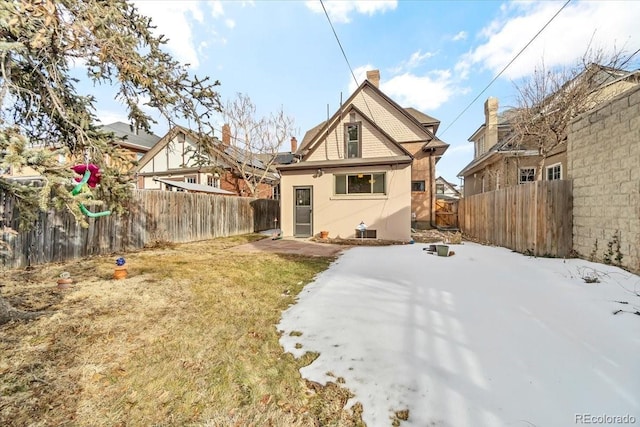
left=101, top=121, right=161, bottom=165
left=435, top=176, right=461, bottom=200
left=256, top=136, right=299, bottom=200
left=0, top=121, right=160, bottom=180
left=458, top=65, right=640, bottom=197
left=277, top=70, right=448, bottom=241
left=134, top=125, right=276, bottom=198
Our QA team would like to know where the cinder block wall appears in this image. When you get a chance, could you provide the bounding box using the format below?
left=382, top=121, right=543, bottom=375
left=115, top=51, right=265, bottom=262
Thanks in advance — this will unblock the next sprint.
left=568, top=85, right=640, bottom=273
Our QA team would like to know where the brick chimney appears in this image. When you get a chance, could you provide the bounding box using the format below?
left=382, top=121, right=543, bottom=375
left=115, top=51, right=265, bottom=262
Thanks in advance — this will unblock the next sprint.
left=222, top=124, right=231, bottom=146
left=484, top=97, right=499, bottom=154
left=366, top=70, right=380, bottom=88
left=290, top=136, right=298, bottom=153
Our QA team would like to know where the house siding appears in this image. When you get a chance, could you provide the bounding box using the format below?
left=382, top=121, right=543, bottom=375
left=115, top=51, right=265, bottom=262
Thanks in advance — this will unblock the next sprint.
left=568, top=85, right=640, bottom=272
left=410, top=152, right=436, bottom=226
left=306, top=116, right=405, bottom=162
left=351, top=87, right=426, bottom=143
left=279, top=164, right=412, bottom=241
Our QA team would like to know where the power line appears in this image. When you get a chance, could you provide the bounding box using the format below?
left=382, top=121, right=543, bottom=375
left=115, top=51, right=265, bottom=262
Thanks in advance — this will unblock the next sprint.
left=319, top=0, right=359, bottom=89
left=439, top=0, right=572, bottom=137
left=319, top=0, right=376, bottom=123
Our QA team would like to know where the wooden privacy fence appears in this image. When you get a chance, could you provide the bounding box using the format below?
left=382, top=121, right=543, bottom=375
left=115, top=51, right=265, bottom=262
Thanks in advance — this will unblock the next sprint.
left=459, top=180, right=572, bottom=257
left=1, top=190, right=280, bottom=269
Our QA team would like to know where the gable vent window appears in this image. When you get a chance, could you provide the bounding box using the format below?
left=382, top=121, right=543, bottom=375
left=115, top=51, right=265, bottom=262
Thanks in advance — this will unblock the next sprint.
left=345, top=123, right=361, bottom=158
left=335, top=173, right=385, bottom=195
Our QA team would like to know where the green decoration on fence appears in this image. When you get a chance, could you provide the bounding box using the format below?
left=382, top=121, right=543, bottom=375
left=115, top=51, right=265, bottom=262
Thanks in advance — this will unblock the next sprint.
left=71, top=167, right=111, bottom=218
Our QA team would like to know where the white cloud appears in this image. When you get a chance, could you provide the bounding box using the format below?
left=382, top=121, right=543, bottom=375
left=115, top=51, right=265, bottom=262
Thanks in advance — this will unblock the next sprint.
left=458, top=1, right=640, bottom=80
left=348, top=64, right=376, bottom=93
left=382, top=70, right=456, bottom=111
left=389, top=50, right=437, bottom=74
left=225, top=18, right=236, bottom=29
left=305, top=0, right=397, bottom=24
left=452, top=31, right=467, bottom=41
left=349, top=56, right=457, bottom=112
left=407, top=50, right=435, bottom=69
left=132, top=1, right=204, bottom=68
left=97, top=110, right=129, bottom=126
left=209, top=0, right=224, bottom=18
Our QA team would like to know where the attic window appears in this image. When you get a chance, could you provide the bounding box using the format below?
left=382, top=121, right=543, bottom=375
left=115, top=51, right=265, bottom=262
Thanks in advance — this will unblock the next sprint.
left=345, top=123, right=361, bottom=158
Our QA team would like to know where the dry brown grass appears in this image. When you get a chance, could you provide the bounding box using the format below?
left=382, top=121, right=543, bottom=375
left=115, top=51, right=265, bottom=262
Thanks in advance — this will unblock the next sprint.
left=0, top=235, right=364, bottom=426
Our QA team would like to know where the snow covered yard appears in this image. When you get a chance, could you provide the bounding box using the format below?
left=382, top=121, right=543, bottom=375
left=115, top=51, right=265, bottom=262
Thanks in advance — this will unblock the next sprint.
left=279, top=242, right=640, bottom=427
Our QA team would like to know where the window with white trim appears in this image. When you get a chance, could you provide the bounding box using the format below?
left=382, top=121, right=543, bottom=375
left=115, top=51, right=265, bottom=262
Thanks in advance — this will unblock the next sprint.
left=185, top=176, right=197, bottom=184
left=207, top=174, right=220, bottom=188
left=546, top=163, right=562, bottom=181
left=345, top=123, right=361, bottom=158
left=519, top=168, right=535, bottom=184
left=335, top=173, right=385, bottom=195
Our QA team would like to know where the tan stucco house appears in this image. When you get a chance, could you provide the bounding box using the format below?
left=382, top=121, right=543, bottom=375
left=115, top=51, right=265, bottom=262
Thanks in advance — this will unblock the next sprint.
left=458, top=65, right=640, bottom=197
left=277, top=70, right=448, bottom=241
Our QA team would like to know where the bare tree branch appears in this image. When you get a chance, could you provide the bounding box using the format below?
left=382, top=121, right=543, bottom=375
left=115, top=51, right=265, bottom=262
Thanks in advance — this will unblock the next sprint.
left=222, top=93, right=295, bottom=197
left=510, top=47, right=638, bottom=179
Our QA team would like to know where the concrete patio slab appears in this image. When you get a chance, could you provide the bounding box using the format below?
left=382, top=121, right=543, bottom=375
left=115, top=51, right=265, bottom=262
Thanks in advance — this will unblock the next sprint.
left=231, top=237, right=348, bottom=257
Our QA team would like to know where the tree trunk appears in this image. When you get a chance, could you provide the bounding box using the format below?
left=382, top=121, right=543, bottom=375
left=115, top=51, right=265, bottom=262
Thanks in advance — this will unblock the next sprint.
left=0, top=295, right=46, bottom=325
left=536, top=155, right=545, bottom=181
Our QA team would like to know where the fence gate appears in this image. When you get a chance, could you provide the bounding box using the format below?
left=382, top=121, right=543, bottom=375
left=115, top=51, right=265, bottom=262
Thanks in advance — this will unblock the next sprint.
left=435, top=198, right=459, bottom=229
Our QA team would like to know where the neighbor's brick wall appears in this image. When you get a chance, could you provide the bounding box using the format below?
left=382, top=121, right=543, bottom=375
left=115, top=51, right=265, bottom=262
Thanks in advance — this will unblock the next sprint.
left=568, top=85, right=640, bottom=273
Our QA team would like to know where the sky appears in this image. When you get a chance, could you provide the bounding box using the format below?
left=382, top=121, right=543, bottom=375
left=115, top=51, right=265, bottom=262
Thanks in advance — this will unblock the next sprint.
left=90, top=0, right=640, bottom=184
left=279, top=242, right=640, bottom=426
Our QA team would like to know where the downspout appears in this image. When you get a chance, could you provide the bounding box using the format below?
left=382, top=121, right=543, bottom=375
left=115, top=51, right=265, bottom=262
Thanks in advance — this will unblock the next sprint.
left=429, top=152, right=434, bottom=228
left=423, top=146, right=437, bottom=229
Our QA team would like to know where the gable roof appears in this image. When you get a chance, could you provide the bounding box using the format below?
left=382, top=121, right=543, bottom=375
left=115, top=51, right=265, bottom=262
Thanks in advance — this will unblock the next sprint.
left=436, top=176, right=461, bottom=199
left=134, top=126, right=279, bottom=182
left=404, top=107, right=441, bottom=134
left=459, top=64, right=640, bottom=178
left=457, top=132, right=538, bottom=177
left=135, top=126, right=247, bottom=172
left=303, top=103, right=414, bottom=160
left=101, top=121, right=161, bottom=150
left=297, top=120, right=326, bottom=154
left=298, top=80, right=449, bottom=159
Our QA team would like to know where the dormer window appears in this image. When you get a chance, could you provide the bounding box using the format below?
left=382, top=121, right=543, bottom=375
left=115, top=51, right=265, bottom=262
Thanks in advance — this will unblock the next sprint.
left=345, top=123, right=361, bottom=158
